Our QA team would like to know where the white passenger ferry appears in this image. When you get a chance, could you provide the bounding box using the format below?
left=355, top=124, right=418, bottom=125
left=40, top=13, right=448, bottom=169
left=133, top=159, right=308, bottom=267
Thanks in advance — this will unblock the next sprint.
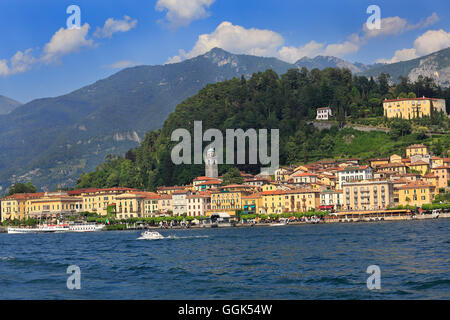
left=7, top=224, right=70, bottom=234
left=69, top=223, right=105, bottom=232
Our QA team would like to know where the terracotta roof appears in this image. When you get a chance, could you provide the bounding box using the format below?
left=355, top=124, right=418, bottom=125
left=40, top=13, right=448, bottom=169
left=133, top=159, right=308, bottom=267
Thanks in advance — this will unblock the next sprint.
left=406, top=144, right=428, bottom=149
left=431, top=166, right=450, bottom=170
left=338, top=165, right=370, bottom=172
left=292, top=172, right=319, bottom=177
left=2, top=192, right=45, bottom=200
left=377, top=163, right=406, bottom=168
left=408, top=161, right=429, bottom=166
left=397, top=182, right=434, bottom=190
left=197, top=180, right=222, bottom=186
left=193, top=176, right=219, bottom=181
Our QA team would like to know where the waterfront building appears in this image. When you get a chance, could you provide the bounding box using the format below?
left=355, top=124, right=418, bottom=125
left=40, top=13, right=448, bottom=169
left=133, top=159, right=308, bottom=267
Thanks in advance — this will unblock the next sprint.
left=260, top=189, right=320, bottom=215
left=337, top=166, right=373, bottom=188
left=81, top=187, right=136, bottom=216
left=342, top=180, right=394, bottom=211
left=172, top=190, right=191, bottom=216
left=144, top=193, right=161, bottom=217
left=186, top=193, right=211, bottom=217
left=157, top=194, right=173, bottom=215
left=383, top=97, right=446, bottom=119
left=115, top=192, right=149, bottom=219
left=397, top=182, right=436, bottom=207
left=282, top=189, right=320, bottom=213
left=210, top=185, right=253, bottom=213
left=242, top=193, right=263, bottom=215
left=27, top=192, right=83, bottom=218
left=261, top=190, right=284, bottom=215
left=1, top=192, right=44, bottom=222
left=319, top=190, right=343, bottom=211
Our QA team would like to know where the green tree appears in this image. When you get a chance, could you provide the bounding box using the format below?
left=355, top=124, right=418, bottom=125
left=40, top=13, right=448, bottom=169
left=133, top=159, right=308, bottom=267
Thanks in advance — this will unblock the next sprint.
left=221, top=167, right=244, bottom=186
left=6, top=182, right=37, bottom=196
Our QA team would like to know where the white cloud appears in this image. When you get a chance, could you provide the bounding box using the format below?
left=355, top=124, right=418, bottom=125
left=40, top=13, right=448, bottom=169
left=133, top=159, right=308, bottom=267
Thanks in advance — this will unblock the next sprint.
left=363, top=16, right=409, bottom=39
left=42, top=23, right=93, bottom=63
left=94, top=16, right=138, bottom=38
left=377, top=29, right=450, bottom=64
left=0, top=49, right=36, bottom=76
left=362, top=13, right=439, bottom=40
left=414, top=29, right=450, bottom=55
left=106, top=60, right=138, bottom=69
left=167, top=21, right=284, bottom=63
left=377, top=48, right=418, bottom=64
left=156, top=0, right=215, bottom=28
left=278, top=41, right=325, bottom=63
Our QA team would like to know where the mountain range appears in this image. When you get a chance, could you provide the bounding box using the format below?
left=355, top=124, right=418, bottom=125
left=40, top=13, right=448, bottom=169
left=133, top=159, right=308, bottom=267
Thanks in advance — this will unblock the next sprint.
left=0, top=46, right=449, bottom=193
left=0, top=95, right=21, bottom=115
left=360, top=47, right=450, bottom=87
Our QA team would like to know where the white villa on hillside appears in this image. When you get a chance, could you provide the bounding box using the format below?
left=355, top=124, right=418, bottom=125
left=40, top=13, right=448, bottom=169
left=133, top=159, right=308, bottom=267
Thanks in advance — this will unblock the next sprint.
left=316, top=107, right=332, bottom=120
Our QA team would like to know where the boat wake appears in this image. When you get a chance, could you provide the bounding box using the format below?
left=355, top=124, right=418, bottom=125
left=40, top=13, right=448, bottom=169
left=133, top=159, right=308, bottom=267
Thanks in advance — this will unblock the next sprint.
left=137, top=235, right=209, bottom=241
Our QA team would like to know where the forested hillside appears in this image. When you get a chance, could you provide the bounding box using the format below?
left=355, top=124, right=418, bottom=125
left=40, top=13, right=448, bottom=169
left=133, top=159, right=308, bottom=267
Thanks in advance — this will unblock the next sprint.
left=76, top=68, right=450, bottom=191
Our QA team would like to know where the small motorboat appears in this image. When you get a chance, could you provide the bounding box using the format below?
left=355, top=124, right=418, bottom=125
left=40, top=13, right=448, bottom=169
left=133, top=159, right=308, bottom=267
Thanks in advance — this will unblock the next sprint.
left=270, top=218, right=289, bottom=227
left=139, top=230, right=164, bottom=240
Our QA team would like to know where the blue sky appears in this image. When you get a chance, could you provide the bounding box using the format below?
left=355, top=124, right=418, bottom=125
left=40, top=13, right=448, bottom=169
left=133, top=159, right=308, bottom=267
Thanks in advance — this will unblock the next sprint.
left=0, top=0, right=449, bottom=103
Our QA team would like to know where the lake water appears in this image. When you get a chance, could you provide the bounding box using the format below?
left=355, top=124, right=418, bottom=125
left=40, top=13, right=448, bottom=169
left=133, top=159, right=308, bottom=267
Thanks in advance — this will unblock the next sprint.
left=0, top=219, right=449, bottom=299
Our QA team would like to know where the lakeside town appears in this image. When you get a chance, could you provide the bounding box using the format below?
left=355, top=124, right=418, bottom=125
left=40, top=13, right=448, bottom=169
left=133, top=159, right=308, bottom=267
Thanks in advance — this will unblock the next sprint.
left=1, top=97, right=450, bottom=231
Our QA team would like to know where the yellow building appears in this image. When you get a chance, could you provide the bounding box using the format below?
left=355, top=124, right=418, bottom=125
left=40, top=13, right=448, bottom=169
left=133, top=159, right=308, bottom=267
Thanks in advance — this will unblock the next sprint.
left=261, top=190, right=284, bottom=215
left=1, top=193, right=45, bottom=222
left=144, top=193, right=161, bottom=217
left=156, top=186, right=188, bottom=195
left=383, top=97, right=446, bottom=119
left=376, top=163, right=407, bottom=174
left=283, top=189, right=320, bottom=213
left=81, top=187, right=136, bottom=216
left=369, top=158, right=389, bottom=168
left=115, top=192, right=149, bottom=219
left=242, top=193, right=263, bottom=214
left=210, top=185, right=253, bottom=212
left=398, top=182, right=435, bottom=207
left=274, top=167, right=293, bottom=182
left=431, top=157, right=444, bottom=168
left=261, top=189, right=320, bottom=215
left=28, top=192, right=83, bottom=218
left=408, top=161, right=429, bottom=175
left=342, top=181, right=394, bottom=211
left=390, top=154, right=402, bottom=163
left=405, top=144, right=429, bottom=158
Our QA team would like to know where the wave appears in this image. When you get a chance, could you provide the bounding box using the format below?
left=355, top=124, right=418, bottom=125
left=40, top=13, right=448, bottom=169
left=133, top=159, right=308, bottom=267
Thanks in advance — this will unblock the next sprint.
left=0, top=256, right=15, bottom=261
